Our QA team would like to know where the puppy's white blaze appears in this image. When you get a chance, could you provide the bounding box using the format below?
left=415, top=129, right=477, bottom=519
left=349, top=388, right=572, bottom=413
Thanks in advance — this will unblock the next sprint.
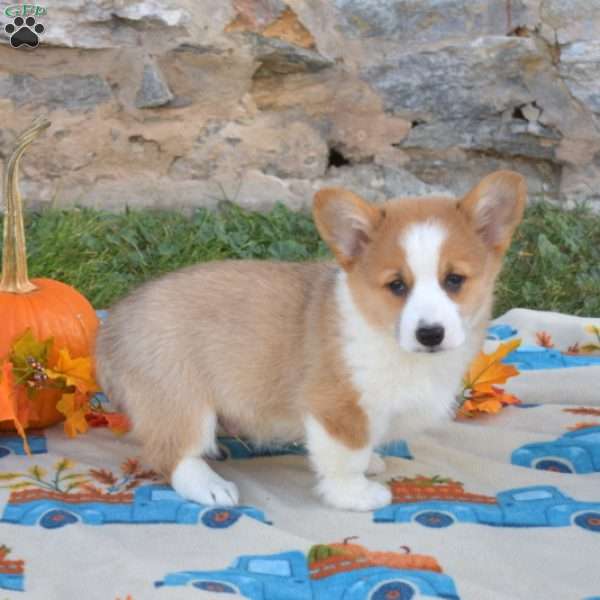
left=398, top=221, right=465, bottom=351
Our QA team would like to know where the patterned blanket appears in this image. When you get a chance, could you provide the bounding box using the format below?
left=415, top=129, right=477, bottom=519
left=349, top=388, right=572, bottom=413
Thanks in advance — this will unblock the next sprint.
left=1, top=308, right=599, bottom=600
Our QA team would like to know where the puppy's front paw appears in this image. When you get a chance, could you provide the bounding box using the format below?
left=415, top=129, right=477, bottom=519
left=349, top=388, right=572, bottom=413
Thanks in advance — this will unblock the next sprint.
left=172, top=457, right=239, bottom=506
left=318, top=476, right=391, bottom=511
left=201, top=476, right=239, bottom=506
left=366, top=453, right=386, bottom=476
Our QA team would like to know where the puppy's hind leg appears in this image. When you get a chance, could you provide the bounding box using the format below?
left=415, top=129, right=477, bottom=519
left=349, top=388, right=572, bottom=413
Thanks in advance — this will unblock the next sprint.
left=170, top=410, right=239, bottom=507
left=130, top=381, right=239, bottom=507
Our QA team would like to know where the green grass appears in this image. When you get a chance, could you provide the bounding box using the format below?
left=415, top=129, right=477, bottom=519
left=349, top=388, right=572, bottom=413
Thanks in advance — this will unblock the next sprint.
left=495, top=202, right=600, bottom=316
left=1, top=200, right=598, bottom=316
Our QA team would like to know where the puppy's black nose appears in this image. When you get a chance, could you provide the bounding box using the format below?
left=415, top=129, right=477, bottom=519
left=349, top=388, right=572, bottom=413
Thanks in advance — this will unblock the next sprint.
left=416, top=325, right=445, bottom=347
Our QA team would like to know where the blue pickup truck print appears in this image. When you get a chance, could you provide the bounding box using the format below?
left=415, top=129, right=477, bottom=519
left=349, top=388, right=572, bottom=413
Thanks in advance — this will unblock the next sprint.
left=0, top=431, right=46, bottom=457
left=374, top=485, right=600, bottom=532
left=0, top=569, right=23, bottom=592
left=502, top=345, right=600, bottom=370
left=0, top=552, right=24, bottom=592
left=217, top=437, right=412, bottom=460
left=486, top=324, right=517, bottom=340
left=155, top=549, right=459, bottom=599
left=511, top=426, right=600, bottom=474
left=486, top=324, right=600, bottom=369
left=2, top=484, right=268, bottom=529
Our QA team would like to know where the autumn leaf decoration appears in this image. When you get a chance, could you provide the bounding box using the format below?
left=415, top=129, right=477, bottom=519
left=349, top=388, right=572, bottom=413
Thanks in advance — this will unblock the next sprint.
left=564, top=407, right=600, bottom=417
left=581, top=324, right=600, bottom=353
left=535, top=331, right=554, bottom=348
left=89, top=458, right=160, bottom=493
left=0, top=329, right=130, bottom=450
left=567, top=422, right=600, bottom=431
left=0, top=457, right=159, bottom=496
left=458, top=339, right=522, bottom=417
left=0, top=362, right=31, bottom=453
left=0, top=458, right=88, bottom=493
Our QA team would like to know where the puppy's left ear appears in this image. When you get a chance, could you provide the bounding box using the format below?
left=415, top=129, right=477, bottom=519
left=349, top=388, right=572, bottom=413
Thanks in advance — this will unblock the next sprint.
left=459, top=171, right=527, bottom=254
left=313, top=187, right=384, bottom=270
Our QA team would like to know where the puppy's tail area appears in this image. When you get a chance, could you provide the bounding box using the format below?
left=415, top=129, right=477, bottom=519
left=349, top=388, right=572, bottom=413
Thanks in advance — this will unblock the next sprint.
left=94, top=332, right=124, bottom=413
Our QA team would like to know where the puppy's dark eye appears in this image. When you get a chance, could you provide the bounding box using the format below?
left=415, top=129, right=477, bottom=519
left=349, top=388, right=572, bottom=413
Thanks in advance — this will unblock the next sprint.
left=388, top=278, right=408, bottom=296
left=444, top=273, right=465, bottom=292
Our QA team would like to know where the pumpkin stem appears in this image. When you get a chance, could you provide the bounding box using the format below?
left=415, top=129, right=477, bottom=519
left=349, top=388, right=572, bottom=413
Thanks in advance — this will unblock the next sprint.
left=342, top=537, right=359, bottom=545
left=0, top=117, right=50, bottom=294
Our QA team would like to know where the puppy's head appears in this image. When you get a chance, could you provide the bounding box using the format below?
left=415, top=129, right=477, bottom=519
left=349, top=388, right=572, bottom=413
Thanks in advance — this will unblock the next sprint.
left=314, top=171, right=526, bottom=353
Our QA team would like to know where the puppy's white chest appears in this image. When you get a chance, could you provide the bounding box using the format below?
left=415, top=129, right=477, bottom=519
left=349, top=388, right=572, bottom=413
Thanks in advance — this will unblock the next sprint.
left=348, top=342, right=460, bottom=438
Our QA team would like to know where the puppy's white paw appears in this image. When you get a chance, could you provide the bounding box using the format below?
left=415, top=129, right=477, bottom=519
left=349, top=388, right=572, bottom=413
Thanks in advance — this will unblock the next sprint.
left=318, top=476, right=392, bottom=511
left=202, top=476, right=239, bottom=506
left=366, top=453, right=386, bottom=476
left=172, top=457, right=239, bottom=506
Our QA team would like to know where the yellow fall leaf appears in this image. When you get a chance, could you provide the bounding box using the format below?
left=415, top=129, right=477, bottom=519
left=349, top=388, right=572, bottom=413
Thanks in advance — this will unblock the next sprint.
left=45, top=349, right=99, bottom=395
left=54, top=458, right=76, bottom=471
left=27, top=465, right=47, bottom=479
left=56, top=393, right=89, bottom=438
left=64, top=412, right=89, bottom=438
left=580, top=343, right=600, bottom=353
left=585, top=323, right=600, bottom=336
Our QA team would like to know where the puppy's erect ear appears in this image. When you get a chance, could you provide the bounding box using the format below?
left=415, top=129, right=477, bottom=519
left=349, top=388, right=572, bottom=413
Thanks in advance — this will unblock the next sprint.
left=313, top=187, right=384, bottom=269
left=459, top=171, right=527, bottom=255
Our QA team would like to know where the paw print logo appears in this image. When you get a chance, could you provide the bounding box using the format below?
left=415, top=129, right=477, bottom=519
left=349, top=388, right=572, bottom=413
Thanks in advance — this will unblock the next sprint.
left=4, top=16, right=45, bottom=49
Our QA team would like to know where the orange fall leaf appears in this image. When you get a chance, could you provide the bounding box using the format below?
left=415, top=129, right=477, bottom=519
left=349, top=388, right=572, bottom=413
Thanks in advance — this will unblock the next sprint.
left=0, top=362, right=31, bottom=454
left=460, top=340, right=522, bottom=418
left=535, top=331, right=554, bottom=348
left=87, top=410, right=131, bottom=435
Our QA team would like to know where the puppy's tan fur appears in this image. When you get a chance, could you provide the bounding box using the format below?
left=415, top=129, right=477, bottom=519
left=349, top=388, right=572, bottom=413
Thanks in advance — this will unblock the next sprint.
left=96, top=170, right=526, bottom=510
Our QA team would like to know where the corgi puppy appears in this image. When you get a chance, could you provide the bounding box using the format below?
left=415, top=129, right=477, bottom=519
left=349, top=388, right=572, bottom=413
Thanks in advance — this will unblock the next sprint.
left=95, top=170, right=526, bottom=511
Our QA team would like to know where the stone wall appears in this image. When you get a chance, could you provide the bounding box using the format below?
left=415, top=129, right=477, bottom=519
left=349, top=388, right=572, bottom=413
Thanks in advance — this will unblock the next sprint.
left=1, top=0, right=599, bottom=211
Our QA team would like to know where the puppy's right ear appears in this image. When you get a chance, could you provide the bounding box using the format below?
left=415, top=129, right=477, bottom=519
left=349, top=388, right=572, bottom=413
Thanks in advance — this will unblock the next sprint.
left=313, top=187, right=384, bottom=270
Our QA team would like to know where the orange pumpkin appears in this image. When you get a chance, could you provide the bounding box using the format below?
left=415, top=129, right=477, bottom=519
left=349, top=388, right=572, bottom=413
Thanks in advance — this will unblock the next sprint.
left=367, top=551, right=442, bottom=573
left=0, top=117, right=99, bottom=429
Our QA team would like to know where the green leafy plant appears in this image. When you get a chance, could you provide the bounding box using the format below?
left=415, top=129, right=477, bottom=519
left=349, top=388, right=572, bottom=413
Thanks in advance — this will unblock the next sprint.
left=0, top=459, right=89, bottom=493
